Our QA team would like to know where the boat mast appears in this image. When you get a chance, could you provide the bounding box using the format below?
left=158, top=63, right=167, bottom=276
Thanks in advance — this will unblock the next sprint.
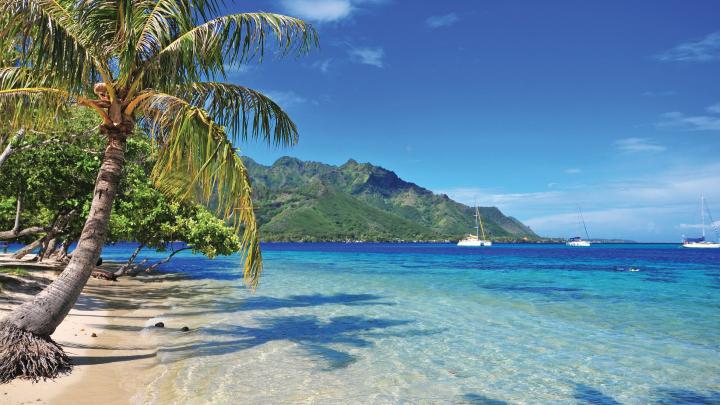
left=579, top=208, right=590, bottom=240
left=477, top=205, right=487, bottom=240
left=474, top=200, right=480, bottom=239
left=701, top=194, right=706, bottom=238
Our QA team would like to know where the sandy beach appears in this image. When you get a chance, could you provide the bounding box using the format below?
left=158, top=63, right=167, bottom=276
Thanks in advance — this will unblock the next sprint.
left=1, top=269, right=171, bottom=405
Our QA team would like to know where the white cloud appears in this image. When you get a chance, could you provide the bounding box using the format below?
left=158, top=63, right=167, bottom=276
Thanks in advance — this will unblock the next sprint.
left=280, top=0, right=353, bottom=22
left=435, top=188, right=563, bottom=208
left=642, top=90, right=675, bottom=97
left=679, top=220, right=720, bottom=230
left=223, top=64, right=255, bottom=75
left=657, top=111, right=720, bottom=132
left=656, top=31, right=720, bottom=62
left=436, top=162, right=720, bottom=242
left=614, top=137, right=666, bottom=153
left=348, top=47, right=384, bottom=67
left=279, top=0, right=387, bottom=23
left=262, top=90, right=309, bottom=107
left=656, top=103, right=720, bottom=132
left=426, top=13, right=459, bottom=29
left=313, top=59, right=333, bottom=73
left=707, top=102, right=720, bottom=114
left=564, top=168, right=582, bottom=174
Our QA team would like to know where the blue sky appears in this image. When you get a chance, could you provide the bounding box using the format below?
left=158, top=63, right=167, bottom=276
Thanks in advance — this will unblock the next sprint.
left=229, top=0, right=720, bottom=242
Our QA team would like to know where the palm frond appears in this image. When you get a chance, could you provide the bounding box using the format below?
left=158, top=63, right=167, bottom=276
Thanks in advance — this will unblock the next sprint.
left=137, top=95, right=263, bottom=287
left=135, top=12, right=318, bottom=89
left=132, top=0, right=193, bottom=65
left=0, top=87, right=71, bottom=128
left=0, top=67, right=108, bottom=126
left=0, top=0, right=105, bottom=94
left=160, top=82, right=298, bottom=147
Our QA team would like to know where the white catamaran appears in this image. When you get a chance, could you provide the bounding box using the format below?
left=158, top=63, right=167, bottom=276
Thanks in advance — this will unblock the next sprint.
left=457, top=203, right=492, bottom=247
left=683, top=195, right=720, bottom=249
left=567, top=208, right=591, bottom=247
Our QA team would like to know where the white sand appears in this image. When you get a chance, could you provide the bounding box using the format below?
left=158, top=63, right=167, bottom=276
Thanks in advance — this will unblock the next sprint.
left=2, top=276, right=164, bottom=405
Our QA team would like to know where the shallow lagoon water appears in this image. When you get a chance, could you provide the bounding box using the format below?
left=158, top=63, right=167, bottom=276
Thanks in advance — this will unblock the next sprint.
left=100, top=243, right=720, bottom=404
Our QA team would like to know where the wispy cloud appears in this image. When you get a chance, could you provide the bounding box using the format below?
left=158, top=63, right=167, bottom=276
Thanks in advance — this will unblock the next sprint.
left=280, top=0, right=352, bottom=22
left=564, top=168, right=582, bottom=174
left=348, top=47, right=384, bottom=67
left=425, top=13, right=459, bottom=29
left=313, top=59, right=333, bottom=73
left=262, top=90, right=309, bottom=107
left=679, top=220, right=720, bottom=230
left=657, top=111, right=720, bottom=132
left=279, top=0, right=387, bottom=23
left=707, top=102, right=720, bottom=114
left=435, top=188, right=563, bottom=208
left=642, top=90, right=676, bottom=97
left=614, top=137, right=666, bottom=153
left=437, top=162, right=720, bottom=241
left=223, top=64, right=255, bottom=75
left=656, top=31, right=720, bottom=62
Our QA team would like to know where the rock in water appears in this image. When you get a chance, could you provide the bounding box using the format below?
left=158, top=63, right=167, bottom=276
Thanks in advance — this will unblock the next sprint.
left=181, top=326, right=190, bottom=332
left=154, top=322, right=165, bottom=328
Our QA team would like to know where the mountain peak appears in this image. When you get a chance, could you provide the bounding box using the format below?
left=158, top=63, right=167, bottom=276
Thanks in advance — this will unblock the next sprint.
left=244, top=155, right=538, bottom=241
left=273, top=156, right=303, bottom=167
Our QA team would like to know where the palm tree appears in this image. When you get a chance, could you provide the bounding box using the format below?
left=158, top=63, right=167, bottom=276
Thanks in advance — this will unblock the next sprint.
left=0, top=0, right=317, bottom=383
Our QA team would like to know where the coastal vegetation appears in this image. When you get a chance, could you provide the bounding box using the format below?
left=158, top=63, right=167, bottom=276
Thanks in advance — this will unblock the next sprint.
left=0, top=110, right=241, bottom=274
left=0, top=0, right=316, bottom=383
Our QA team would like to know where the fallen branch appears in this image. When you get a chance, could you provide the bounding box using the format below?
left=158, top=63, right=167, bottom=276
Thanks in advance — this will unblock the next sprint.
left=0, top=226, right=46, bottom=241
left=90, top=268, right=117, bottom=281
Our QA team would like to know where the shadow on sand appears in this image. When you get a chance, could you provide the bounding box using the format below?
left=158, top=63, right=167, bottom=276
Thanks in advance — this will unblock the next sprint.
left=69, top=281, right=428, bottom=371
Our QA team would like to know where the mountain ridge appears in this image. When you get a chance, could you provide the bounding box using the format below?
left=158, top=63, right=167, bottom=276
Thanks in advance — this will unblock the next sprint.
left=244, top=156, right=538, bottom=242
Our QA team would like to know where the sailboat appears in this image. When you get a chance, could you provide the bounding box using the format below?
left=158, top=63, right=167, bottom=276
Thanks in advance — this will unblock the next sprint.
left=566, top=208, right=591, bottom=247
left=682, top=195, right=720, bottom=249
left=457, top=203, right=492, bottom=247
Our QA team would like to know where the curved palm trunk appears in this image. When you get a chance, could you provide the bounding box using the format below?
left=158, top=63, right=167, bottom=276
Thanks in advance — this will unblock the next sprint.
left=0, top=130, right=127, bottom=383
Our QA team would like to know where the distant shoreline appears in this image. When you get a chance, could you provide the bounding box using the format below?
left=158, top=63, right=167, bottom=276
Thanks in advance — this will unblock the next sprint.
left=259, top=240, right=686, bottom=245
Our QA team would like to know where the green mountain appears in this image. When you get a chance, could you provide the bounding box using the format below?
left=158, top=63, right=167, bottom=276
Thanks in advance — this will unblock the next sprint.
left=244, top=156, right=538, bottom=242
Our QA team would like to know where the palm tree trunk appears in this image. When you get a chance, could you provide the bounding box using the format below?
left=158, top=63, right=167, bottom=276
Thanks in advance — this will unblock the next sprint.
left=12, top=189, right=22, bottom=234
left=0, top=131, right=127, bottom=383
left=11, top=235, right=45, bottom=260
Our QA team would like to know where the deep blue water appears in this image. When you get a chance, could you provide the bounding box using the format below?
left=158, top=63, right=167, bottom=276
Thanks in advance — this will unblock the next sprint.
left=16, top=242, right=720, bottom=403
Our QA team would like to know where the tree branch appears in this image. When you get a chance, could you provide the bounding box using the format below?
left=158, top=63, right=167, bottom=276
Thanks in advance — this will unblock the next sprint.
left=127, top=246, right=191, bottom=276
left=12, top=127, right=99, bottom=154
left=0, top=129, right=25, bottom=168
left=0, top=226, right=46, bottom=241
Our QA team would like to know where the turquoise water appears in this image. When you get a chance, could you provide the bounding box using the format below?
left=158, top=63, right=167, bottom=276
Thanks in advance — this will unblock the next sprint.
left=102, top=243, right=719, bottom=404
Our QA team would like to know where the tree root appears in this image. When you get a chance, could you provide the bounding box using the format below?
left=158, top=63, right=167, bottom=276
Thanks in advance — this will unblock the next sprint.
left=0, top=321, right=72, bottom=384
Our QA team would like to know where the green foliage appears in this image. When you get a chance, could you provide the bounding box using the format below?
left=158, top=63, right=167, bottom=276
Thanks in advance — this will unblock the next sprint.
left=111, top=173, right=241, bottom=259
left=0, top=109, right=103, bottom=238
left=178, top=209, right=241, bottom=258
left=108, top=130, right=242, bottom=259
left=1, top=1, right=319, bottom=287
left=246, top=157, right=539, bottom=242
left=0, top=109, right=242, bottom=260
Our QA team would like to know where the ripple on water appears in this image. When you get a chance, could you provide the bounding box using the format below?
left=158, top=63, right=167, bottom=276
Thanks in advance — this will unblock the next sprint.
left=97, top=243, right=720, bottom=404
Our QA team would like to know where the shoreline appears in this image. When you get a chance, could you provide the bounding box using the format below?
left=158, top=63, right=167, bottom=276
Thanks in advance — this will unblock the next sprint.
left=1, top=272, right=168, bottom=404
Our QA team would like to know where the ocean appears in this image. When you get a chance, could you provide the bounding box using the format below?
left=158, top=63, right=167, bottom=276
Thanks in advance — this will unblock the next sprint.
left=99, top=243, right=720, bottom=403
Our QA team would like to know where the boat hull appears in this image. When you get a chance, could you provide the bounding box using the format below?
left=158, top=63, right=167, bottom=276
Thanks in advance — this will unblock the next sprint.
left=566, top=241, right=591, bottom=247
left=682, top=242, right=720, bottom=249
left=457, top=240, right=492, bottom=247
